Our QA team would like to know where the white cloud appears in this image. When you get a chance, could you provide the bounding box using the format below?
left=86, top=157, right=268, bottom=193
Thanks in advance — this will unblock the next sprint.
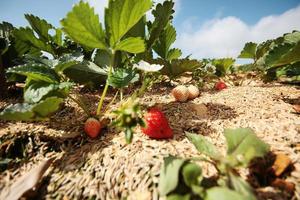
left=175, top=5, right=300, bottom=59
left=84, top=0, right=181, bottom=23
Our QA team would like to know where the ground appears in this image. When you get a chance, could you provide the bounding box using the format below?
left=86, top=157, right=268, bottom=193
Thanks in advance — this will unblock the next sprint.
left=0, top=80, right=299, bottom=200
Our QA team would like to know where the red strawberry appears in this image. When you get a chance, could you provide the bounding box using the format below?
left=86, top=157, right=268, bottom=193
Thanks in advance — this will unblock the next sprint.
left=141, top=108, right=173, bottom=139
left=84, top=117, right=102, bottom=138
left=215, top=81, right=227, bottom=91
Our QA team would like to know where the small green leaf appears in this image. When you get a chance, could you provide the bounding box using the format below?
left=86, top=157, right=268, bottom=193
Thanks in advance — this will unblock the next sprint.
left=61, top=1, right=106, bottom=50
left=105, top=0, right=152, bottom=46
left=7, top=65, right=60, bottom=83
left=182, top=162, right=202, bottom=187
left=24, top=82, right=73, bottom=103
left=186, top=132, right=221, bottom=160
left=224, top=128, right=269, bottom=166
left=108, top=68, right=139, bottom=88
left=25, top=14, right=53, bottom=41
left=206, top=187, right=247, bottom=200
left=167, top=48, right=182, bottom=61
left=238, top=42, right=257, bottom=59
left=115, top=37, right=145, bottom=54
left=159, top=156, right=186, bottom=196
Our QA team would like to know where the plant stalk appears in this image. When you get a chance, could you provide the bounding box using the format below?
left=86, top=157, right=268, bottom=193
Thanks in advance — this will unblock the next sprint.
left=96, top=50, right=115, bottom=116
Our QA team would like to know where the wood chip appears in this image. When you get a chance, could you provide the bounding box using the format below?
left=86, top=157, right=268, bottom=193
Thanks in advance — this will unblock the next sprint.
left=0, top=158, right=53, bottom=200
left=272, top=153, right=292, bottom=177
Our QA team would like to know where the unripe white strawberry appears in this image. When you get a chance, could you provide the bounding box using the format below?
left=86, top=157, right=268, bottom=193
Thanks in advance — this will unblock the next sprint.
left=171, top=85, right=189, bottom=102
left=187, top=85, right=200, bottom=100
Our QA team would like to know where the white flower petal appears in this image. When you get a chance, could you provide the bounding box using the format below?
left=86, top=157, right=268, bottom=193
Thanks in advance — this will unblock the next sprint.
left=133, top=60, right=164, bottom=72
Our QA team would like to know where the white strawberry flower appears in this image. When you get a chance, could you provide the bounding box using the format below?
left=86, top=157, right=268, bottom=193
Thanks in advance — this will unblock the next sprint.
left=133, top=60, right=163, bottom=72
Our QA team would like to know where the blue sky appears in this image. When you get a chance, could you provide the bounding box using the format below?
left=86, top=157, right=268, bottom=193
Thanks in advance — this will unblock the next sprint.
left=1, top=0, right=300, bottom=58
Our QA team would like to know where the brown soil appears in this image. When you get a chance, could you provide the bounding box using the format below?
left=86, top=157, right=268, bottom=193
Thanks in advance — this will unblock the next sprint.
left=0, top=81, right=299, bottom=200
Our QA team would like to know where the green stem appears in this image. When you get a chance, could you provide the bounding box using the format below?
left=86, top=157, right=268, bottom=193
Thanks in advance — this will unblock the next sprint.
left=120, top=89, right=123, bottom=101
left=96, top=50, right=115, bottom=116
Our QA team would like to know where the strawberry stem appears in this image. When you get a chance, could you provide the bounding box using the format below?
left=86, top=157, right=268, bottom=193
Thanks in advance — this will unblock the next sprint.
left=96, top=50, right=115, bottom=116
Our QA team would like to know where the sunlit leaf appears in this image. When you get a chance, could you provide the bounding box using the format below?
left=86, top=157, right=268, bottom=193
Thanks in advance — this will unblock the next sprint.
left=61, top=1, right=107, bottom=50
left=105, top=0, right=152, bottom=46
left=224, top=128, right=269, bottom=166
left=238, top=42, right=257, bottom=59
left=108, top=68, right=139, bottom=88
left=186, top=132, right=221, bottom=160
left=115, top=37, right=145, bottom=54
left=159, top=156, right=186, bottom=196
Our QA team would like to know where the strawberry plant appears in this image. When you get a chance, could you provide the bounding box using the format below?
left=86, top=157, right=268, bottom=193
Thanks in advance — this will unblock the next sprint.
left=159, top=128, right=270, bottom=200
left=0, top=54, right=88, bottom=121
left=238, top=31, right=300, bottom=82
left=60, top=0, right=153, bottom=117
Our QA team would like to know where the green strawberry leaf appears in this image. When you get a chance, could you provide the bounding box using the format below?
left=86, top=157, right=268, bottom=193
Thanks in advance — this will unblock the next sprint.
left=54, top=53, right=84, bottom=73
left=32, top=97, right=63, bottom=117
left=61, top=1, right=107, bottom=50
left=108, top=68, right=139, bottom=88
left=186, top=132, right=222, bottom=160
left=283, top=31, right=300, bottom=44
left=264, top=41, right=300, bottom=68
left=238, top=42, right=257, bottom=59
left=105, top=0, right=152, bottom=47
left=212, top=58, right=235, bottom=77
left=52, top=28, right=63, bottom=46
left=63, top=61, right=107, bottom=88
left=0, top=103, right=35, bottom=121
left=224, top=128, right=269, bottom=167
left=93, top=49, right=111, bottom=68
left=156, top=58, right=202, bottom=78
left=0, top=97, right=63, bottom=121
left=24, top=82, right=73, bottom=103
left=24, top=14, right=54, bottom=42
left=115, top=37, right=146, bottom=54
left=167, top=48, right=182, bottom=61
left=153, top=24, right=177, bottom=59
left=205, top=187, right=247, bottom=200
left=124, top=17, right=146, bottom=39
left=13, top=27, right=54, bottom=55
left=159, top=156, right=186, bottom=196
left=147, top=0, right=174, bottom=48
left=256, top=40, right=274, bottom=61
left=7, top=64, right=60, bottom=83
left=182, top=162, right=202, bottom=187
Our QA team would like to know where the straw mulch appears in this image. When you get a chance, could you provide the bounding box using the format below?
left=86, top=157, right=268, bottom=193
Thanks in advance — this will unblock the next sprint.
left=0, top=81, right=299, bottom=200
